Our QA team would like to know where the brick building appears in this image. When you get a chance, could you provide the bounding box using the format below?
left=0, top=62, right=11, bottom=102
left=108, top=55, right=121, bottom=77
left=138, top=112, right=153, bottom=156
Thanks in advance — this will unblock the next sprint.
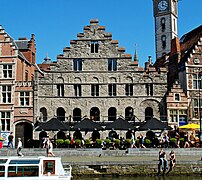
left=34, top=20, right=168, bottom=138
left=155, top=25, right=202, bottom=127
left=0, top=25, right=36, bottom=147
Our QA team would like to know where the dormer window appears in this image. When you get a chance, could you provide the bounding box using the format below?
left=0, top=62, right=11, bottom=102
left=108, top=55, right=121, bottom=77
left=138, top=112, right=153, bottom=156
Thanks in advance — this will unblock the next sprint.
left=175, top=93, right=180, bottom=101
left=91, top=41, right=99, bottom=53
left=161, top=18, right=166, bottom=32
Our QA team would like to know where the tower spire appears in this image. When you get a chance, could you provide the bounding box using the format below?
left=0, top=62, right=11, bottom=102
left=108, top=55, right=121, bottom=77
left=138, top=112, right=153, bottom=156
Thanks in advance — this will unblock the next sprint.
left=134, top=44, right=138, bottom=62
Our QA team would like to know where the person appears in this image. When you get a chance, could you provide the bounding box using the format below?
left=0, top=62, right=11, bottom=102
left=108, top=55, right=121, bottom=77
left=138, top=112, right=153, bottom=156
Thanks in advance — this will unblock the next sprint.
left=138, top=134, right=146, bottom=148
left=158, top=149, right=168, bottom=175
left=163, top=133, right=169, bottom=148
left=167, top=150, right=176, bottom=174
left=131, top=132, right=137, bottom=148
left=184, top=132, right=190, bottom=148
left=7, top=132, right=14, bottom=148
left=189, top=132, right=195, bottom=147
left=17, top=138, right=24, bottom=157
left=47, top=139, right=55, bottom=157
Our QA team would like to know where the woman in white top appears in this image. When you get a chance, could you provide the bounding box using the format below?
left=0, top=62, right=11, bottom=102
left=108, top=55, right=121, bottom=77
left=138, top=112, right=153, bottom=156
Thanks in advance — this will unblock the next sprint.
left=17, top=138, right=24, bottom=157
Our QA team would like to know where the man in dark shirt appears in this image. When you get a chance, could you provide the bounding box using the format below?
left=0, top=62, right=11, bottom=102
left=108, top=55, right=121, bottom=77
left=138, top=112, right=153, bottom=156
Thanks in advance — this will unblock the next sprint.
left=7, top=132, right=14, bottom=148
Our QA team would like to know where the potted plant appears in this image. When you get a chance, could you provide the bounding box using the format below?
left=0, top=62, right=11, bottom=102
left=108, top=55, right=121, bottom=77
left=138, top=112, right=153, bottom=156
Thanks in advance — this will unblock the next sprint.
left=64, top=139, right=71, bottom=148
left=169, top=138, right=177, bottom=148
left=179, top=138, right=185, bottom=148
left=96, top=139, right=103, bottom=148
left=56, top=139, right=64, bottom=148
left=125, top=139, right=132, bottom=148
left=144, top=138, right=151, bottom=148
left=114, top=139, right=120, bottom=149
left=104, top=138, right=111, bottom=149
left=75, top=139, right=81, bottom=148
left=135, top=139, right=140, bottom=148
left=85, top=139, right=91, bottom=148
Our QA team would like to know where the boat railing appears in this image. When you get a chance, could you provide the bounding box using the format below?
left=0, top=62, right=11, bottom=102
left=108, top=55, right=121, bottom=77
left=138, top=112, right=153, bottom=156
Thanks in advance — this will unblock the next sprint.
left=63, top=164, right=72, bottom=176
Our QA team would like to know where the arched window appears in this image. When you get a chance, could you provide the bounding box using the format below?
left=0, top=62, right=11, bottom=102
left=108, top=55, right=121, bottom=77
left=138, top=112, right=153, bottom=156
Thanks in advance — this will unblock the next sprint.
left=125, top=107, right=134, bottom=121
left=161, top=35, right=166, bottom=49
left=161, top=18, right=166, bottom=32
left=145, top=107, right=153, bottom=121
left=90, top=107, right=100, bottom=121
left=40, top=107, right=47, bottom=122
left=57, top=107, right=65, bottom=121
left=73, top=108, right=82, bottom=121
left=108, top=107, right=117, bottom=121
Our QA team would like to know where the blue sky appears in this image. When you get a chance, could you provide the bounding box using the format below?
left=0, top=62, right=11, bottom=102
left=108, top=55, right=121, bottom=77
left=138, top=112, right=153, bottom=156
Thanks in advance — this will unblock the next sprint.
left=0, top=0, right=201, bottom=66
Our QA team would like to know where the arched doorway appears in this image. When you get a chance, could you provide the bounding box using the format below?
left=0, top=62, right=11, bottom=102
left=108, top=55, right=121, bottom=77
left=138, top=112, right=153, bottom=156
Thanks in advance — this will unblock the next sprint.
left=108, top=107, right=117, bottom=121
left=90, top=107, right=100, bottom=121
left=125, top=107, right=134, bottom=121
left=15, top=121, right=33, bottom=148
left=57, top=107, right=65, bottom=121
left=145, top=107, right=153, bottom=121
left=73, top=108, right=82, bottom=121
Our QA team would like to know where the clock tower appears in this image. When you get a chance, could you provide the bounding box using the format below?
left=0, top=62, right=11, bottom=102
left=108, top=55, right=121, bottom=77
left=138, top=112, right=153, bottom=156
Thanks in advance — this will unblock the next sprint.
left=153, top=0, right=178, bottom=59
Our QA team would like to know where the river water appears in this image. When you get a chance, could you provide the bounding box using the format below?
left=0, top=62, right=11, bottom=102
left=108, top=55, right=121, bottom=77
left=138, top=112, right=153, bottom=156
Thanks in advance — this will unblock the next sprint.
left=73, top=176, right=202, bottom=180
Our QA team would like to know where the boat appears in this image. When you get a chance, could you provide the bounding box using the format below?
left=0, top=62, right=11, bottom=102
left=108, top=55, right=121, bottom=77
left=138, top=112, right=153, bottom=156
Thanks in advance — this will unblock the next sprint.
left=0, top=156, right=72, bottom=180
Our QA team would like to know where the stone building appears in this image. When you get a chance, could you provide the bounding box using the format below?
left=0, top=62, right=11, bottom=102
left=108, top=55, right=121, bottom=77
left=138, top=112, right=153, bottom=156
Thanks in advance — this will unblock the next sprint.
left=34, top=20, right=168, bottom=138
left=0, top=25, right=36, bottom=147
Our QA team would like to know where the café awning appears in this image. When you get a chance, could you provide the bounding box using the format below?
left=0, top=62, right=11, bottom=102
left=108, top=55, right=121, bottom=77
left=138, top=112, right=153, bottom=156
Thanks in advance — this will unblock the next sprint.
left=35, top=118, right=70, bottom=131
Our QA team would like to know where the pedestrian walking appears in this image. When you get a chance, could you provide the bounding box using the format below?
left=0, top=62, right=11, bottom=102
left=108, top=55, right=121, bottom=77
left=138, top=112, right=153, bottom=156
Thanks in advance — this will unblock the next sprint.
left=7, top=132, right=14, bottom=148
left=17, top=138, right=24, bottom=157
left=47, top=139, right=55, bottom=157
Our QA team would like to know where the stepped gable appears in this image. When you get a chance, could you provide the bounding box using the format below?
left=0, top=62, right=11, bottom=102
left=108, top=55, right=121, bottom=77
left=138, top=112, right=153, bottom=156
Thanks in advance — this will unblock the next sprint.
left=58, top=19, right=132, bottom=60
left=180, top=25, right=202, bottom=63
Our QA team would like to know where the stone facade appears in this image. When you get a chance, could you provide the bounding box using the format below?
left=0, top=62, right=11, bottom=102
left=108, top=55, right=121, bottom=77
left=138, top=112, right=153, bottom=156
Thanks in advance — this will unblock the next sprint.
left=34, top=20, right=168, bottom=136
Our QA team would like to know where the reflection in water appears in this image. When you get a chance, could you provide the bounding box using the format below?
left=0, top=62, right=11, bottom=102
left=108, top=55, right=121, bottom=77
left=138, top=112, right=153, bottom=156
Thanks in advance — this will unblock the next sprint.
left=73, top=176, right=202, bottom=180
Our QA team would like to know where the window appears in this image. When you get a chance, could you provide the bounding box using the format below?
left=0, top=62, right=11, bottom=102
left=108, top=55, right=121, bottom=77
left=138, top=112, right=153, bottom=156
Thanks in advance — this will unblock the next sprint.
left=91, top=84, right=99, bottom=96
left=73, top=59, right=82, bottom=71
left=57, top=84, right=64, bottom=97
left=74, top=84, right=82, bottom=97
left=193, top=98, right=202, bottom=118
left=0, top=112, right=10, bottom=131
left=161, top=18, right=166, bottom=32
left=25, top=71, right=28, bottom=81
left=145, top=84, right=153, bottom=96
left=179, top=110, right=187, bottom=123
left=20, top=92, right=30, bottom=106
left=161, top=35, right=166, bottom=49
left=170, top=110, right=178, bottom=122
left=173, top=18, right=176, bottom=32
left=8, top=166, right=39, bottom=177
left=91, top=41, right=99, bottom=53
left=3, top=65, right=12, bottom=78
left=2, top=85, right=11, bottom=103
left=175, top=94, right=180, bottom=101
left=125, top=84, right=133, bottom=96
left=108, top=59, right=117, bottom=71
left=108, top=84, right=116, bottom=96
left=193, top=74, right=202, bottom=89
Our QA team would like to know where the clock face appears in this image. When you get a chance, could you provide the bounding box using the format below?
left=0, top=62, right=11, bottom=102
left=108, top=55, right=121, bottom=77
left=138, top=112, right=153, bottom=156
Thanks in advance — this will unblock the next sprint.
left=158, top=0, right=168, bottom=11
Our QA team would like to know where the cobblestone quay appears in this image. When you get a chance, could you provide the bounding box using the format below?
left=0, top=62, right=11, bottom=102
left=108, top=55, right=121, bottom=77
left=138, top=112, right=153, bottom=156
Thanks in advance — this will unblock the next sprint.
left=1, top=148, right=202, bottom=177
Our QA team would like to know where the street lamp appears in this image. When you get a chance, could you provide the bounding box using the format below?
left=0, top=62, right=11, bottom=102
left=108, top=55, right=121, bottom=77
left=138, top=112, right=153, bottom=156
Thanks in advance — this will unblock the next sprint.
left=194, top=58, right=202, bottom=147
